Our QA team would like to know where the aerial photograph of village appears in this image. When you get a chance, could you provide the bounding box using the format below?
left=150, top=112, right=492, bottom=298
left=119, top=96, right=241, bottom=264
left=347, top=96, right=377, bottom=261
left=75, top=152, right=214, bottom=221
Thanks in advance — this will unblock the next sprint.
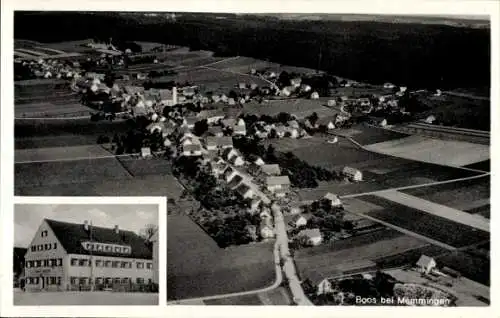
left=13, top=11, right=490, bottom=306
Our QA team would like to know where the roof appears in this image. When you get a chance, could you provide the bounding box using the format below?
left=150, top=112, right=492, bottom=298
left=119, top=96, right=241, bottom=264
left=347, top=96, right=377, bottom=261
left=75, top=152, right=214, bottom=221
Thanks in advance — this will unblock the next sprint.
left=235, top=183, right=252, bottom=196
left=228, top=155, right=243, bottom=165
left=416, top=255, right=436, bottom=267
left=324, top=192, right=340, bottom=202
left=185, top=116, right=199, bottom=125
left=183, top=144, right=202, bottom=152
left=124, top=86, right=144, bottom=95
left=261, top=164, right=281, bottom=175
left=343, top=166, right=362, bottom=174
left=45, top=219, right=152, bottom=259
left=266, top=175, right=291, bottom=186
left=206, top=136, right=233, bottom=148
left=228, top=175, right=244, bottom=188
left=207, top=126, right=224, bottom=135
left=233, top=125, right=246, bottom=132
left=297, top=228, right=321, bottom=239
left=198, top=109, right=225, bottom=119
left=221, top=118, right=236, bottom=127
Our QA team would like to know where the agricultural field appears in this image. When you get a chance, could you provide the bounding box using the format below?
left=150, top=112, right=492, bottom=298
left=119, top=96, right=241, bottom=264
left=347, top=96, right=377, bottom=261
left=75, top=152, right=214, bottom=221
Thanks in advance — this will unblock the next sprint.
left=15, top=119, right=131, bottom=141
left=16, top=172, right=185, bottom=198
left=359, top=195, right=490, bottom=248
left=202, top=287, right=293, bottom=305
left=337, top=124, right=410, bottom=145
left=436, top=250, right=490, bottom=286
left=15, top=135, right=103, bottom=149
left=329, top=86, right=395, bottom=98
left=373, top=244, right=449, bottom=269
left=401, top=176, right=490, bottom=212
left=117, top=158, right=173, bottom=176
left=15, top=157, right=132, bottom=188
left=207, top=56, right=275, bottom=73
left=466, top=205, right=490, bottom=219
left=15, top=101, right=93, bottom=118
left=168, top=215, right=276, bottom=300
left=364, top=134, right=490, bottom=167
left=15, top=145, right=112, bottom=163
left=41, top=39, right=94, bottom=52
left=294, top=229, right=429, bottom=284
left=244, top=99, right=339, bottom=119
left=374, top=190, right=489, bottom=232
left=464, top=160, right=490, bottom=172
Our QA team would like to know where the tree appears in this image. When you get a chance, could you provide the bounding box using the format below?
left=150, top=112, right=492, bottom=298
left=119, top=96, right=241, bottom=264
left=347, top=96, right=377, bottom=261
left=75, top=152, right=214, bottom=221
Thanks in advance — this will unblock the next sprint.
left=193, top=119, right=209, bottom=136
left=277, top=112, right=292, bottom=124
left=139, top=224, right=158, bottom=241
left=308, top=112, right=319, bottom=127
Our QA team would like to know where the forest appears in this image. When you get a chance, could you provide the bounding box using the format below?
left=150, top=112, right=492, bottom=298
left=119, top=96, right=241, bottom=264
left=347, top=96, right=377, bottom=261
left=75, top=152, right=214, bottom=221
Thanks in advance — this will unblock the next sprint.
left=14, top=12, right=490, bottom=91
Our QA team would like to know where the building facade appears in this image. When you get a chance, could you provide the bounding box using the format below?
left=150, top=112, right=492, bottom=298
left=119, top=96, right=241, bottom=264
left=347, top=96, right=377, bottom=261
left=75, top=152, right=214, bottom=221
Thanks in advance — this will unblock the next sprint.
left=23, top=219, right=153, bottom=292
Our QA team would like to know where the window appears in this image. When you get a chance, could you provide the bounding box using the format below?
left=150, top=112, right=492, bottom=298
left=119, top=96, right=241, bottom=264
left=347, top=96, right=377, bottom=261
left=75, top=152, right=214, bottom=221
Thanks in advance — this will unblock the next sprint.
left=26, top=261, right=31, bottom=268
left=85, top=243, right=91, bottom=250
left=43, top=259, right=48, bottom=267
left=120, top=261, right=127, bottom=268
left=123, top=247, right=131, bottom=254
left=70, top=277, right=78, bottom=285
left=127, top=262, right=132, bottom=268
left=112, top=261, right=119, bottom=268
left=148, top=278, right=152, bottom=284
left=137, top=262, right=144, bottom=269
left=34, top=277, right=39, bottom=284
left=53, top=242, right=57, bottom=249
left=37, top=245, right=42, bottom=251
left=105, top=246, right=112, bottom=252
left=36, top=260, right=42, bottom=267
left=146, top=263, right=153, bottom=269
left=71, top=258, right=78, bottom=266
left=57, top=277, right=61, bottom=285
left=96, top=277, right=103, bottom=284
left=96, top=260, right=102, bottom=267
left=105, top=278, right=112, bottom=285
left=78, top=259, right=87, bottom=267
left=114, top=278, right=121, bottom=284
left=31, top=246, right=36, bottom=252
left=50, top=277, right=56, bottom=285
left=136, top=278, right=144, bottom=284
left=79, top=278, right=87, bottom=285
left=115, top=246, right=121, bottom=253
left=41, top=230, right=48, bottom=237
left=96, top=244, right=103, bottom=252
left=105, top=261, right=112, bottom=268
left=57, top=258, right=62, bottom=266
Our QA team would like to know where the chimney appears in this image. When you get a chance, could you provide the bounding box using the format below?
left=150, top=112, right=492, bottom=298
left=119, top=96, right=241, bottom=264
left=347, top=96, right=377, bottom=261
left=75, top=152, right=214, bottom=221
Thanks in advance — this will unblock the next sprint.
left=114, top=225, right=119, bottom=234
left=172, top=86, right=178, bottom=105
left=84, top=220, right=89, bottom=231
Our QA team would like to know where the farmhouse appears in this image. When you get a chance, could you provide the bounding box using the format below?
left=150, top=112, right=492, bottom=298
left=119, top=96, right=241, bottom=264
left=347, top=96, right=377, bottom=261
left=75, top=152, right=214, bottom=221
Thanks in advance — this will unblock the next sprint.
left=288, top=214, right=311, bottom=228
left=310, top=92, right=320, bottom=100
left=297, top=228, right=323, bottom=246
left=223, top=166, right=239, bottom=183
left=291, top=78, right=302, bottom=87
left=207, top=126, right=224, bottom=137
left=228, top=154, right=245, bottom=167
left=235, top=183, right=254, bottom=199
left=254, top=157, right=265, bottom=166
left=323, top=193, right=342, bottom=207
left=183, top=116, right=199, bottom=129
left=266, top=176, right=291, bottom=193
left=416, top=255, right=437, bottom=274
left=221, top=147, right=240, bottom=161
left=141, top=147, right=152, bottom=158
left=205, top=136, right=233, bottom=151
left=198, top=109, right=225, bottom=124
left=424, top=115, right=436, bottom=124
left=23, top=219, right=153, bottom=292
left=260, top=164, right=281, bottom=176
left=342, top=166, right=363, bottom=182
left=182, top=144, right=203, bottom=157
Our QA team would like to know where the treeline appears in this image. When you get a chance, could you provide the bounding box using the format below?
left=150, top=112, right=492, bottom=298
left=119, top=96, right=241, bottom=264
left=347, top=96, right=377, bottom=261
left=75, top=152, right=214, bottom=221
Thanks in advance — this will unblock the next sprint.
left=15, top=12, right=490, bottom=90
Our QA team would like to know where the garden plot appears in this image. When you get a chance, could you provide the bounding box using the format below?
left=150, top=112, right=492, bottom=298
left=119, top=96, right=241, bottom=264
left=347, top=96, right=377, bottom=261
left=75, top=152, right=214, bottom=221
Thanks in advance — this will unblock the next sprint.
left=364, top=135, right=490, bottom=166
left=15, top=145, right=112, bottom=163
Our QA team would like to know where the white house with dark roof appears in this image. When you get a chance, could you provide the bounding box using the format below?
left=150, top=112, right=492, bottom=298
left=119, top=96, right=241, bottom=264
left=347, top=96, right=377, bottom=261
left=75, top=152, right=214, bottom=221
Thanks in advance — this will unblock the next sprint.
left=182, top=144, right=203, bottom=157
left=323, top=193, right=342, bottom=207
left=416, top=255, right=437, bottom=274
left=342, top=166, right=363, bottom=182
left=23, top=219, right=153, bottom=292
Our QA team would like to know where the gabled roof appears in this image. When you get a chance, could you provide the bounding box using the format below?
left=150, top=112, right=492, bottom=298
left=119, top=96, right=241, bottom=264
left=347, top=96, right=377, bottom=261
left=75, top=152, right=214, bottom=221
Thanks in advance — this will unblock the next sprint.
left=198, top=109, right=225, bottom=119
left=266, top=175, right=291, bottom=186
left=416, top=255, right=436, bottom=267
left=228, top=175, right=244, bottom=188
left=206, top=136, right=233, bottom=148
left=261, top=164, right=281, bottom=176
left=45, top=219, right=152, bottom=259
left=183, top=144, right=202, bottom=152
left=221, top=118, right=236, bottom=127
left=235, top=183, right=252, bottom=196
left=298, top=228, right=321, bottom=239
left=324, top=192, right=340, bottom=202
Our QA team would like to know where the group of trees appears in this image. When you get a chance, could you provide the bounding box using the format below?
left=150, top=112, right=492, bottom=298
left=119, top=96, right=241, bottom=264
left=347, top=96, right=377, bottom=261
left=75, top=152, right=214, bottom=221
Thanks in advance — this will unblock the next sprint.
left=147, top=69, right=177, bottom=78
left=311, top=271, right=399, bottom=305
left=172, top=156, right=259, bottom=248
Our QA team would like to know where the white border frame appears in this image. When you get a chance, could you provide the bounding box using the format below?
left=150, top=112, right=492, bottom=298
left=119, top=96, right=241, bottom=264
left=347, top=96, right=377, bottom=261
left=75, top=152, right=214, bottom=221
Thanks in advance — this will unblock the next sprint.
left=2, top=1, right=499, bottom=317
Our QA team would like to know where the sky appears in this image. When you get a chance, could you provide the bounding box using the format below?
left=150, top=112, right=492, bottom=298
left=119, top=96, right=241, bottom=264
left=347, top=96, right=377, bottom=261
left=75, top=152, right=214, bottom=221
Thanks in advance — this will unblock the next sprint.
left=14, top=204, right=159, bottom=248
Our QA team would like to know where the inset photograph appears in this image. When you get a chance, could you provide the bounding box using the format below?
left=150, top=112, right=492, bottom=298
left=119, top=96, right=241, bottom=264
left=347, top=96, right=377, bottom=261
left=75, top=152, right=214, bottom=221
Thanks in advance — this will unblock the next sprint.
left=13, top=203, right=159, bottom=306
